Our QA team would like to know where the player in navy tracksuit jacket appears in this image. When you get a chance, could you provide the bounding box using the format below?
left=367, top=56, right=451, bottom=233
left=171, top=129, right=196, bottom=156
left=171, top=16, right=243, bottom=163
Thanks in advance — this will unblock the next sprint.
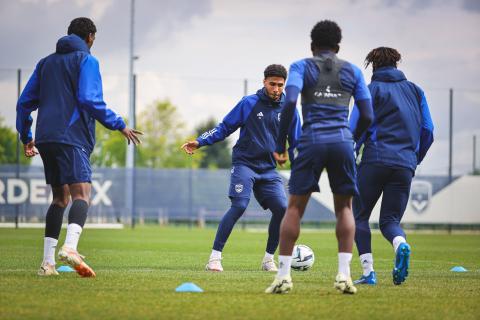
left=349, top=47, right=434, bottom=286
left=16, top=18, right=142, bottom=277
left=182, top=65, right=301, bottom=272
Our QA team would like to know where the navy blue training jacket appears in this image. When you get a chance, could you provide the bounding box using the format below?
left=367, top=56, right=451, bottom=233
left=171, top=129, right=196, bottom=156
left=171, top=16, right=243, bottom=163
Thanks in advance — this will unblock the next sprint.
left=350, top=67, right=434, bottom=171
left=16, top=34, right=126, bottom=154
left=276, top=52, right=373, bottom=154
left=197, top=88, right=302, bottom=172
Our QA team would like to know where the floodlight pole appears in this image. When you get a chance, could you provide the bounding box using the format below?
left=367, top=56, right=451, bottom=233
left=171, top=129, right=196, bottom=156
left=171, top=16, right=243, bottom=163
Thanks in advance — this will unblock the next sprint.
left=474, top=135, right=477, bottom=174
left=15, top=69, right=22, bottom=229
left=243, top=79, right=248, bottom=96
left=126, top=0, right=136, bottom=227
left=448, top=88, right=453, bottom=182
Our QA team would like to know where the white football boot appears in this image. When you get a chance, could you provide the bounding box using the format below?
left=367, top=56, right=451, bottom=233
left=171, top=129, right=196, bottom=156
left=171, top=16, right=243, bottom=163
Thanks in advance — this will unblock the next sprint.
left=58, top=245, right=96, bottom=277
left=261, top=258, right=278, bottom=272
left=265, top=275, right=293, bottom=294
left=205, top=258, right=223, bottom=272
left=37, top=262, right=59, bottom=276
left=334, top=273, right=357, bottom=294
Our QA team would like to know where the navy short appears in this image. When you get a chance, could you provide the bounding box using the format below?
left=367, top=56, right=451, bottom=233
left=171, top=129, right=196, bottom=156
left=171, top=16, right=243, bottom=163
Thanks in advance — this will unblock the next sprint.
left=37, top=143, right=92, bottom=187
left=289, top=141, right=358, bottom=195
left=228, top=164, right=287, bottom=209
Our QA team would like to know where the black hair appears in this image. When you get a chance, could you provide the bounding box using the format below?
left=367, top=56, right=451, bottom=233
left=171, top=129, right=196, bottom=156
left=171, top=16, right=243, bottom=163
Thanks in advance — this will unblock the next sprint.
left=67, top=17, right=97, bottom=40
left=264, top=64, right=287, bottom=80
left=310, top=20, right=342, bottom=50
left=365, top=47, right=401, bottom=70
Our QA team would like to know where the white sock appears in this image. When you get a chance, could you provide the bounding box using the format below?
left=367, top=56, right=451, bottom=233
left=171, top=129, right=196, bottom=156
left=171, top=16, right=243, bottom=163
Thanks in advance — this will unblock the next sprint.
left=277, top=255, right=292, bottom=278
left=64, top=223, right=83, bottom=251
left=392, top=236, right=407, bottom=253
left=359, top=253, right=374, bottom=276
left=264, top=252, right=274, bottom=261
left=43, top=237, right=58, bottom=265
left=338, top=252, right=352, bottom=277
left=210, top=249, right=222, bottom=260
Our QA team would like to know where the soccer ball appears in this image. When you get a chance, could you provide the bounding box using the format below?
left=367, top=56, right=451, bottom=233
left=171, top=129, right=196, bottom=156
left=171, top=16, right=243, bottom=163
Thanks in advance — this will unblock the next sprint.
left=291, top=244, right=315, bottom=271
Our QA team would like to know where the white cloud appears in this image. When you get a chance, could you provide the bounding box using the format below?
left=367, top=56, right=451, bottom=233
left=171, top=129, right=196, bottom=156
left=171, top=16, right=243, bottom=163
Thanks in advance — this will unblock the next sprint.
left=1, top=0, right=479, bottom=174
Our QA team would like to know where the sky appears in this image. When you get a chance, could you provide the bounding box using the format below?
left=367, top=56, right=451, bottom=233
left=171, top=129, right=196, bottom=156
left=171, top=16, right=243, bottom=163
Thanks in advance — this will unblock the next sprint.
left=0, top=0, right=479, bottom=174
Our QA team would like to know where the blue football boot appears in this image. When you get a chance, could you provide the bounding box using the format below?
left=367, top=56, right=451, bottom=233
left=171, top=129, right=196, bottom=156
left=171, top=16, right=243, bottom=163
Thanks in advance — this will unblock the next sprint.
left=393, top=242, right=411, bottom=285
left=354, top=271, right=377, bottom=285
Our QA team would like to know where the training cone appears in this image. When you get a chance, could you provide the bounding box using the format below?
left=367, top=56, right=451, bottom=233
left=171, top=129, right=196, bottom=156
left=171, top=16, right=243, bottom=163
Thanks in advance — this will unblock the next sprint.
left=57, top=265, right=75, bottom=272
left=450, top=266, right=468, bottom=272
left=175, top=282, right=204, bottom=292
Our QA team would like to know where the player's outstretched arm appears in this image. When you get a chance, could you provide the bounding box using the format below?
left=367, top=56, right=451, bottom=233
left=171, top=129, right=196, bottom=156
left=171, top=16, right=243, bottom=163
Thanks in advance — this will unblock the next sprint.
left=181, top=140, right=199, bottom=155
left=121, top=127, right=143, bottom=145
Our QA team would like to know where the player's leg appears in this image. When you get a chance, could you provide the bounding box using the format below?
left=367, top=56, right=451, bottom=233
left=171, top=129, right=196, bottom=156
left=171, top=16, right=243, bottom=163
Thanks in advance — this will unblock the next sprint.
left=379, top=168, right=413, bottom=285
left=55, top=145, right=95, bottom=277
left=58, top=182, right=96, bottom=277
left=64, top=182, right=91, bottom=251
left=36, top=143, right=69, bottom=276
left=262, top=197, right=286, bottom=271
left=253, top=171, right=287, bottom=271
left=266, top=144, right=317, bottom=293
left=327, top=142, right=358, bottom=294
left=39, top=185, right=70, bottom=276
left=207, top=165, right=254, bottom=271
left=207, top=197, right=250, bottom=271
left=332, top=194, right=357, bottom=293
left=265, top=194, right=310, bottom=293
left=353, top=163, right=386, bottom=285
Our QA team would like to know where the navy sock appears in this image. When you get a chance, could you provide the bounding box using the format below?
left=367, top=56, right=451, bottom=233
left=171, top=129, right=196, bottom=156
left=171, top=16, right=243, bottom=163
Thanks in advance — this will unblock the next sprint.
left=45, top=204, right=66, bottom=239
left=212, top=198, right=249, bottom=252
left=68, top=199, right=89, bottom=227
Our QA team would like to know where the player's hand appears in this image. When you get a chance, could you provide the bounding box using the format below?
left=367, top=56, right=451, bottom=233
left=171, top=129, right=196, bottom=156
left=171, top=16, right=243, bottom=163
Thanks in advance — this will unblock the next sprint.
left=273, top=151, right=288, bottom=167
left=181, top=141, right=199, bottom=155
left=121, top=128, right=143, bottom=145
left=24, top=140, right=39, bottom=158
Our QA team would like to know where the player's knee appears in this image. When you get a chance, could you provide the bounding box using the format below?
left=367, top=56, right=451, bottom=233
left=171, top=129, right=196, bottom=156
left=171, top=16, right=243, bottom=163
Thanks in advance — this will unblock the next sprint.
left=265, top=198, right=287, bottom=217
left=52, top=196, right=70, bottom=208
left=231, top=197, right=249, bottom=212
left=274, top=204, right=287, bottom=218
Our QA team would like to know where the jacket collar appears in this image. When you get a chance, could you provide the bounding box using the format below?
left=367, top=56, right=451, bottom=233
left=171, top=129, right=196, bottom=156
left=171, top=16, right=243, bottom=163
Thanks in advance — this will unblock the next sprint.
left=372, top=66, right=407, bottom=82
left=56, top=34, right=90, bottom=54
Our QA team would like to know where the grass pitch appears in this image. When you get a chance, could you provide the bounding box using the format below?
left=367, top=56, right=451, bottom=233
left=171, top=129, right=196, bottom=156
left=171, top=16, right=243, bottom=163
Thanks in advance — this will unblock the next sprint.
left=0, top=226, right=479, bottom=319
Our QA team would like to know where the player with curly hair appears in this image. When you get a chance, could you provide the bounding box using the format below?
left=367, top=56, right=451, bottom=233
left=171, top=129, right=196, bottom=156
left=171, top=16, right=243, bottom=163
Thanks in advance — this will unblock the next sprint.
left=266, top=20, right=374, bottom=294
left=16, top=17, right=142, bottom=278
left=182, top=64, right=301, bottom=272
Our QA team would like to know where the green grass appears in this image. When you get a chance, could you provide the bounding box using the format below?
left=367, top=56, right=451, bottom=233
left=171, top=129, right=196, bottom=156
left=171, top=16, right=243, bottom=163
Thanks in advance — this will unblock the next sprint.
left=0, top=227, right=479, bottom=320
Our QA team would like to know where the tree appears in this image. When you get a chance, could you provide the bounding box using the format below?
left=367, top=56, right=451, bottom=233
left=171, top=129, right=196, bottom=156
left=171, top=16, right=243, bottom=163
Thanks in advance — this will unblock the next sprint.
left=90, top=123, right=127, bottom=167
left=194, top=118, right=231, bottom=169
left=0, top=117, right=31, bottom=165
left=91, top=100, right=204, bottom=168
left=136, top=99, right=204, bottom=168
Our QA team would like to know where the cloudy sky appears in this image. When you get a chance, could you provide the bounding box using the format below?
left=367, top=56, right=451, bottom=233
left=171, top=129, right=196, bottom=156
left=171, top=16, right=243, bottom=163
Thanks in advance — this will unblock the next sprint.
left=0, top=0, right=479, bottom=174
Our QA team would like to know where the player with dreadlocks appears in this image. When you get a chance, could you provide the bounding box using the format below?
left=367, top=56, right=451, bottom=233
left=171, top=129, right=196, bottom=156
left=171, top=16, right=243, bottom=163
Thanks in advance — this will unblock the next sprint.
left=350, top=47, right=434, bottom=285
